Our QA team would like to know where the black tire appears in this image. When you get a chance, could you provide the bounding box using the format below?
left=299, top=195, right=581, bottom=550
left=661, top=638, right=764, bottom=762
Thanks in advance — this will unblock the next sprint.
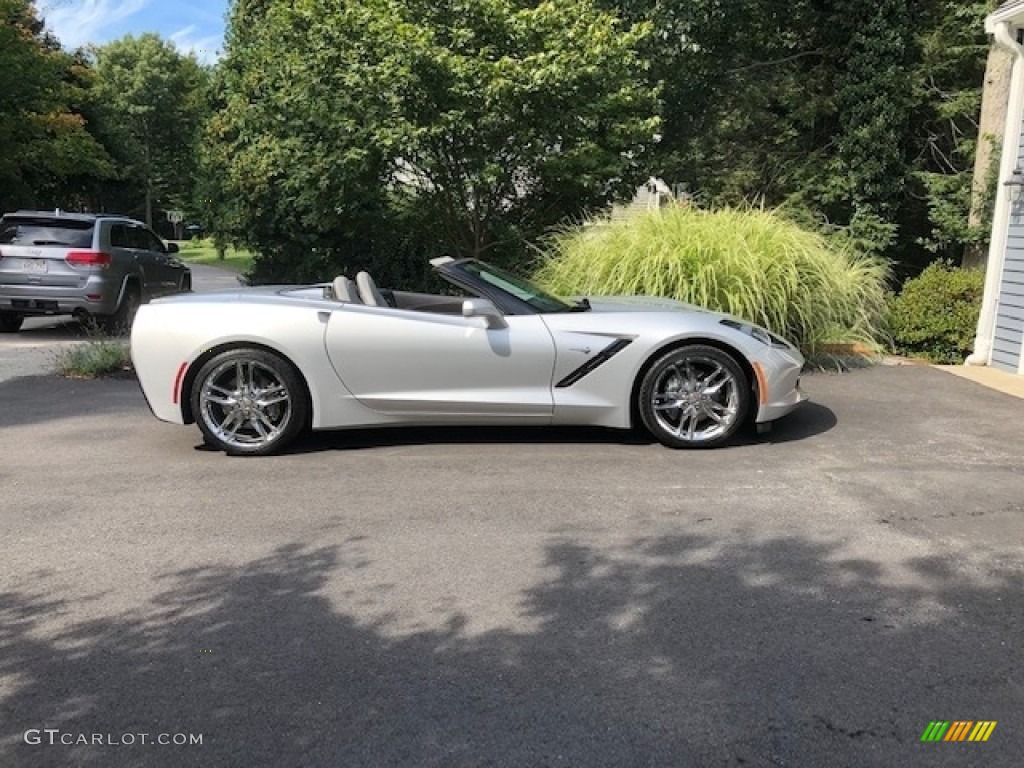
left=100, top=284, right=141, bottom=335
left=638, top=345, right=751, bottom=449
left=0, top=311, right=24, bottom=333
left=180, top=273, right=192, bottom=292
left=190, top=348, right=308, bottom=456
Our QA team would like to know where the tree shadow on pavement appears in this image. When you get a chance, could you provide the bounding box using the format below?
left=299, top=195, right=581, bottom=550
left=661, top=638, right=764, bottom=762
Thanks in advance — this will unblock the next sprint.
left=0, top=375, right=144, bottom=429
left=1, top=532, right=1019, bottom=767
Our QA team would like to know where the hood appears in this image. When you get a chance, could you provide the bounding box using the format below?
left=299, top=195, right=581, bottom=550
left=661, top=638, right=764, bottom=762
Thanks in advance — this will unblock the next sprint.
left=583, top=295, right=719, bottom=315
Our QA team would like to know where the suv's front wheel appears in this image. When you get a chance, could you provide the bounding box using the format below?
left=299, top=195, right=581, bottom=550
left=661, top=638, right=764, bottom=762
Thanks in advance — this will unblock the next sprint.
left=99, top=285, right=141, bottom=335
left=0, top=311, right=23, bottom=333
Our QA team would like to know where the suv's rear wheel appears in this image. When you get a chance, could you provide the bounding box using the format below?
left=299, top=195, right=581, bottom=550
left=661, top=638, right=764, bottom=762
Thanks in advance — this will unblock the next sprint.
left=0, top=311, right=24, bottom=333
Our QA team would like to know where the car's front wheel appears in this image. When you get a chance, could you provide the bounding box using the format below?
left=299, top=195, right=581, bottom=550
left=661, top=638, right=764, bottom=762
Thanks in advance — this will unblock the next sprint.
left=191, top=348, right=308, bottom=456
left=638, top=345, right=750, bottom=449
left=0, top=311, right=24, bottom=333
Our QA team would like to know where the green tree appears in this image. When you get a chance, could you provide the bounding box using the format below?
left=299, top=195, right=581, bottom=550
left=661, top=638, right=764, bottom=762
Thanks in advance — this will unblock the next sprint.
left=204, top=0, right=658, bottom=282
left=91, top=34, right=208, bottom=228
left=607, top=0, right=996, bottom=274
left=0, top=0, right=115, bottom=211
left=907, top=1, right=995, bottom=263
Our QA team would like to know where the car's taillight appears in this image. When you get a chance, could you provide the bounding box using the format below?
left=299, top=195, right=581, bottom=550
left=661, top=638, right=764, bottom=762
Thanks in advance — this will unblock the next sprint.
left=66, top=250, right=112, bottom=269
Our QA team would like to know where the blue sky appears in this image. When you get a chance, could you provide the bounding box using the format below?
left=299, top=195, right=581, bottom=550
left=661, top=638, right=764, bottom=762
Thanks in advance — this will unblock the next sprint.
left=40, top=0, right=229, bottom=64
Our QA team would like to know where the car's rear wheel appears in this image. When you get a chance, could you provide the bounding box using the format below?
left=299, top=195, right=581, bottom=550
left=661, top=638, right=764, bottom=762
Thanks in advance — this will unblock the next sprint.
left=0, top=311, right=24, bottom=333
left=192, top=348, right=308, bottom=456
left=638, top=345, right=750, bottom=449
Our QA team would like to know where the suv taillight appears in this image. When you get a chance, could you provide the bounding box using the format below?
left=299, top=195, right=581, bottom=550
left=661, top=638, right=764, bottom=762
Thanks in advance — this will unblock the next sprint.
left=66, top=250, right=112, bottom=269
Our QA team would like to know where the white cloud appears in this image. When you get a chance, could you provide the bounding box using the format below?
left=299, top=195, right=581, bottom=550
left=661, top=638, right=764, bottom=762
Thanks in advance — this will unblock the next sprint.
left=169, top=24, right=221, bottom=65
left=42, top=0, right=151, bottom=49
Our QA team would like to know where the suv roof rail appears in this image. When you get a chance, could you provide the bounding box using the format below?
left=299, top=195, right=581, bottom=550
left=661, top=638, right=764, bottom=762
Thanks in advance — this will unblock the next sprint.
left=9, top=210, right=99, bottom=220
left=5, top=210, right=144, bottom=223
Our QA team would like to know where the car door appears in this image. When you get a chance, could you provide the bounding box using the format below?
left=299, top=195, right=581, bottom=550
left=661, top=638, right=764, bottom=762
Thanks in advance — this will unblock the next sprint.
left=324, top=305, right=557, bottom=420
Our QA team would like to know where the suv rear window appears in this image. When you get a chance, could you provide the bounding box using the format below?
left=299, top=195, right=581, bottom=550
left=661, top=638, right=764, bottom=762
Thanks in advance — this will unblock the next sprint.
left=0, top=217, right=95, bottom=248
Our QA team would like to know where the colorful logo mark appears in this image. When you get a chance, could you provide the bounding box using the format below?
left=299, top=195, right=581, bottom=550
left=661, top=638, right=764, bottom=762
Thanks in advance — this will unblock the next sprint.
left=921, top=721, right=996, bottom=742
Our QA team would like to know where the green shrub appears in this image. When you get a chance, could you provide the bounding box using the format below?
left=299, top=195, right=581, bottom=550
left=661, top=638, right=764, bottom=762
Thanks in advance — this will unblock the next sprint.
left=533, top=207, right=890, bottom=354
left=54, top=337, right=133, bottom=378
left=887, top=261, right=984, bottom=363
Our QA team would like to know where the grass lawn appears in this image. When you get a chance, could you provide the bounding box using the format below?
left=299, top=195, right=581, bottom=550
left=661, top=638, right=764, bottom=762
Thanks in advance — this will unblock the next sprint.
left=174, top=238, right=254, bottom=274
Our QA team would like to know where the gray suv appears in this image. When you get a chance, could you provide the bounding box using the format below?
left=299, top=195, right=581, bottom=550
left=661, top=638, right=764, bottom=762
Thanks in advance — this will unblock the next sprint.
left=0, top=210, right=191, bottom=333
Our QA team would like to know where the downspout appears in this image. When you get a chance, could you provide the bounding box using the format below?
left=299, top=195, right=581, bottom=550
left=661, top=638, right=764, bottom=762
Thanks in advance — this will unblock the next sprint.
left=968, top=20, right=1024, bottom=365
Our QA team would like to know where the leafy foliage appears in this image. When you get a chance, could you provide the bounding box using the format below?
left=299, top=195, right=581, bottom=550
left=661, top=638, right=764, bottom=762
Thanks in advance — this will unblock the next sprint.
left=90, top=34, right=209, bottom=227
left=602, top=0, right=995, bottom=270
left=203, top=0, right=658, bottom=284
left=887, top=260, right=985, bottom=363
left=908, top=1, right=998, bottom=261
left=0, top=0, right=1004, bottom=288
left=534, top=206, right=890, bottom=353
left=0, top=0, right=115, bottom=211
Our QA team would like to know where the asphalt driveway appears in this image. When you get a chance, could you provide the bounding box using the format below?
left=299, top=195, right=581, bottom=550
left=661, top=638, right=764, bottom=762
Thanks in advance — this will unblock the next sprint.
left=0, top=364, right=1021, bottom=767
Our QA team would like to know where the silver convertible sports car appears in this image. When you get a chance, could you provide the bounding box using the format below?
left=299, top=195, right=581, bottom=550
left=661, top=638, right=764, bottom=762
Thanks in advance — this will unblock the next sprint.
left=131, top=257, right=806, bottom=455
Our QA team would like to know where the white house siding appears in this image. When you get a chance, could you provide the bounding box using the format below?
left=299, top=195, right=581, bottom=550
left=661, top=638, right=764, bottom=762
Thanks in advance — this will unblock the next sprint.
left=993, top=115, right=1024, bottom=372
left=993, top=241, right=1024, bottom=371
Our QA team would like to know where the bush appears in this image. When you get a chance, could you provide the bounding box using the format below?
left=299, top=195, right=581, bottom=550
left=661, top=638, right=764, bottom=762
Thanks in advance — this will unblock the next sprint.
left=887, top=261, right=984, bottom=363
left=54, top=337, right=133, bottom=378
left=533, top=207, right=890, bottom=354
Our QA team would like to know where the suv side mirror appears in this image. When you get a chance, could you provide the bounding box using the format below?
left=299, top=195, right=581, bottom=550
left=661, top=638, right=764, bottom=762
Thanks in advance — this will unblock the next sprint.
left=166, top=242, right=179, bottom=254
left=462, top=298, right=507, bottom=330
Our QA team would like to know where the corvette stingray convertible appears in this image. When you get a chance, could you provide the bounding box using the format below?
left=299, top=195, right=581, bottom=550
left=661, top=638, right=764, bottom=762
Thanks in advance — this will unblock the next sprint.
left=131, top=257, right=806, bottom=455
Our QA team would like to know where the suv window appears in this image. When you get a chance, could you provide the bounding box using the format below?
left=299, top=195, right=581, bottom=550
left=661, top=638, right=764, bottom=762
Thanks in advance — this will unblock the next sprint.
left=128, top=225, right=164, bottom=253
left=110, top=224, right=130, bottom=248
left=142, top=228, right=166, bottom=253
left=0, top=217, right=94, bottom=248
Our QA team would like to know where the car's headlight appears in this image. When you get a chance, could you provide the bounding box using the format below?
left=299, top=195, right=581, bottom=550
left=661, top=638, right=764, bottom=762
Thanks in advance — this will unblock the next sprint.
left=720, top=319, right=793, bottom=349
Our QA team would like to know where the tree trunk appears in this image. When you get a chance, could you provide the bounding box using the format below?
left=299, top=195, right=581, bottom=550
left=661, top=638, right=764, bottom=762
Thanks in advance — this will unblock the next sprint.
left=966, top=43, right=1013, bottom=269
left=144, top=134, right=154, bottom=228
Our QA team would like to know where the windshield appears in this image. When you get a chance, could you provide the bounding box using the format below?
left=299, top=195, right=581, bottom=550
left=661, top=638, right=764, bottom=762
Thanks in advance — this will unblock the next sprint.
left=0, top=217, right=94, bottom=247
left=460, top=260, right=575, bottom=313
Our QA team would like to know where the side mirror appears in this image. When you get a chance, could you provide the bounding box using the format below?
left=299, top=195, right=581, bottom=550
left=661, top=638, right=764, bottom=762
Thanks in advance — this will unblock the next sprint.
left=462, top=298, right=507, bottom=330
left=166, top=242, right=179, bottom=254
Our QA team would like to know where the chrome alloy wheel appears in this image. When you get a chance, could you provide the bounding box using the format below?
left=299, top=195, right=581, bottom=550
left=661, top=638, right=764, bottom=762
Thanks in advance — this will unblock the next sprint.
left=651, top=358, right=740, bottom=443
left=199, top=359, right=293, bottom=451
left=641, top=346, right=749, bottom=448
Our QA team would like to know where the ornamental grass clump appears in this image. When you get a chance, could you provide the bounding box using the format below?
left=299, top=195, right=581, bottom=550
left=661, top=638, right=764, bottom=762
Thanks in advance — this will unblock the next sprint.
left=534, top=207, right=889, bottom=354
left=53, top=337, right=132, bottom=379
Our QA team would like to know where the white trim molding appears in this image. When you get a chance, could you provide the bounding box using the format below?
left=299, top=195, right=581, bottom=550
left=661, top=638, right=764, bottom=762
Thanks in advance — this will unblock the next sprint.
left=988, top=0, right=1024, bottom=31
left=969, top=14, right=1024, bottom=368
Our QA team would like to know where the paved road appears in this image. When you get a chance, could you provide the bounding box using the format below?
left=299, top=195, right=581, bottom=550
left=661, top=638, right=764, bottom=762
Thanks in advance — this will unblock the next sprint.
left=0, top=264, right=244, bottom=382
left=0, top=365, right=1021, bottom=767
